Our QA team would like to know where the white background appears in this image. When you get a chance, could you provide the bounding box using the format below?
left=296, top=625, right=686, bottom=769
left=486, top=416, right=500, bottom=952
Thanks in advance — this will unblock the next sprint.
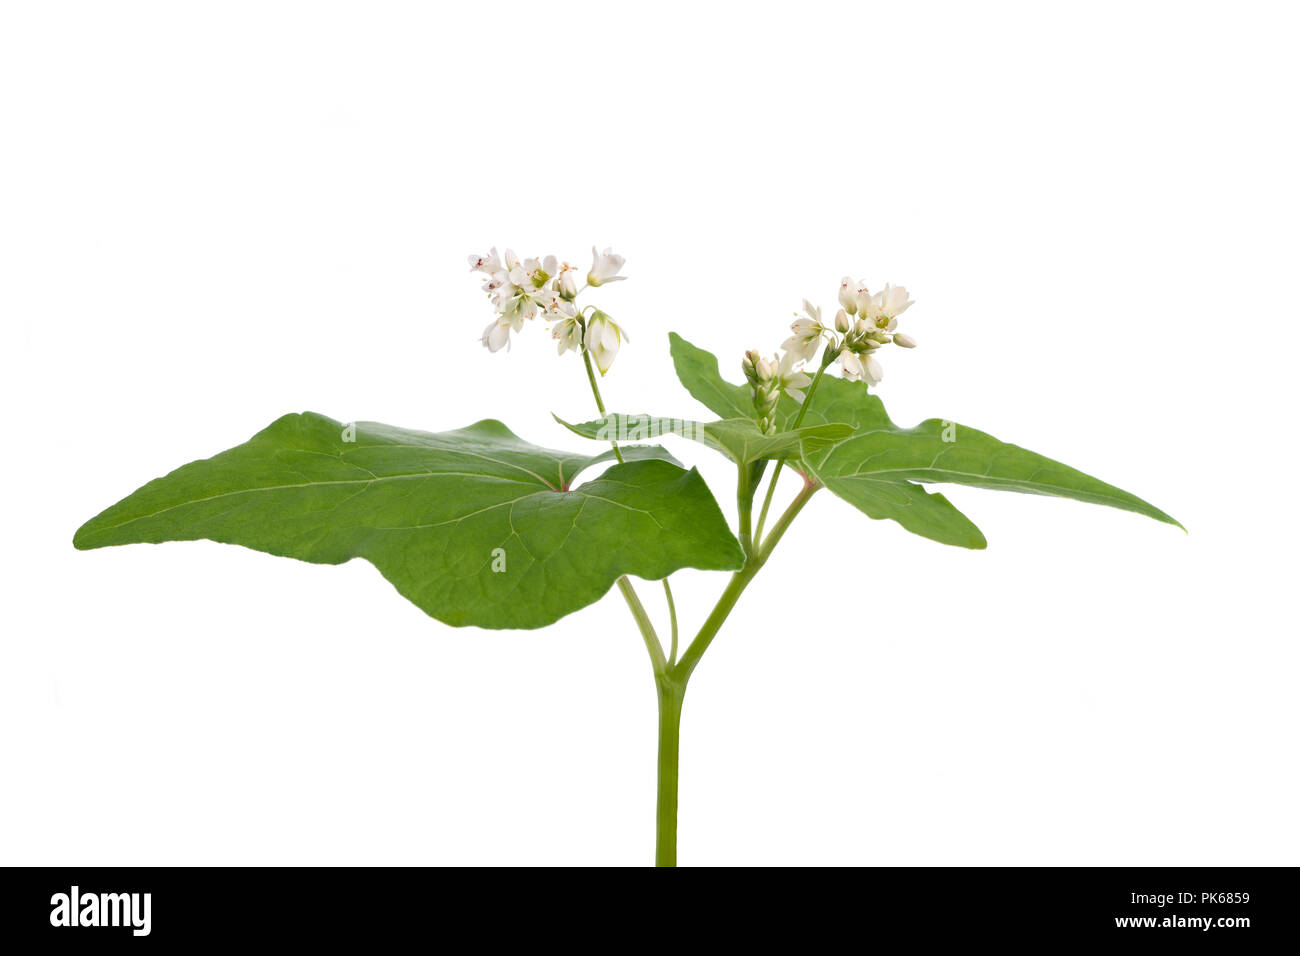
left=2, top=1, right=1297, bottom=866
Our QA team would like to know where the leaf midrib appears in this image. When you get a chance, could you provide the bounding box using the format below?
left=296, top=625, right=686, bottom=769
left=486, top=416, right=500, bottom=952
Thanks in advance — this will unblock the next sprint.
left=81, top=470, right=546, bottom=538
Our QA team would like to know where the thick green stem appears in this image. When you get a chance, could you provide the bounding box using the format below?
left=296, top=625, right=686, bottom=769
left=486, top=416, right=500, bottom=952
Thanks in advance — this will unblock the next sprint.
left=649, top=480, right=820, bottom=866
left=654, top=675, right=685, bottom=867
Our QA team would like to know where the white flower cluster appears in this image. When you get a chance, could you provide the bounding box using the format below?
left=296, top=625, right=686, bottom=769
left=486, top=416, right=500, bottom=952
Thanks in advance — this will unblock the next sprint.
left=468, top=246, right=629, bottom=374
left=780, top=277, right=916, bottom=388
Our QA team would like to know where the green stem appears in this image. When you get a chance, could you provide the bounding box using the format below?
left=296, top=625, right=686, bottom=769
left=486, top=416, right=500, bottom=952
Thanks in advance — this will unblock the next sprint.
left=752, top=466, right=783, bottom=546
left=673, top=479, right=819, bottom=685
left=757, top=476, right=819, bottom=564
left=737, top=461, right=755, bottom=557
left=655, top=674, right=685, bottom=866
left=574, top=327, right=825, bottom=866
left=663, top=579, right=679, bottom=666
left=581, top=343, right=621, bottom=464
left=753, top=351, right=834, bottom=542
left=619, top=577, right=666, bottom=675
left=650, top=479, right=820, bottom=866
left=574, top=335, right=667, bottom=677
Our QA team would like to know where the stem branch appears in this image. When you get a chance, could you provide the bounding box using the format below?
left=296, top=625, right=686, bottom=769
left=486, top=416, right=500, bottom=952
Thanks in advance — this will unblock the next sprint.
left=619, top=577, right=666, bottom=675
left=663, top=579, right=679, bottom=667
left=672, top=480, right=819, bottom=685
left=754, top=349, right=833, bottom=542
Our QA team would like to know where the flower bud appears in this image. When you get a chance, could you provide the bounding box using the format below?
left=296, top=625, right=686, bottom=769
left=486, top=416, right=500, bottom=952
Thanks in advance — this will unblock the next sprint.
left=893, top=333, right=917, bottom=349
left=557, top=269, right=579, bottom=300
left=756, top=356, right=776, bottom=382
left=834, top=309, right=851, bottom=334
left=584, top=310, right=624, bottom=375
left=742, top=350, right=762, bottom=387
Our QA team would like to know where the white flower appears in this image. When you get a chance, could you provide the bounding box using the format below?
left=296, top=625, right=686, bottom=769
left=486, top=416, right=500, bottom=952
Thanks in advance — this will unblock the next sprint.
left=510, top=257, right=548, bottom=289
left=552, top=314, right=584, bottom=355
left=587, top=246, right=627, bottom=286
left=838, top=276, right=859, bottom=315
left=838, top=349, right=882, bottom=385
left=839, top=349, right=864, bottom=381
left=469, top=248, right=502, bottom=273
left=495, top=279, right=557, bottom=323
left=854, top=285, right=874, bottom=318
left=862, top=283, right=913, bottom=331
left=775, top=350, right=813, bottom=403
left=480, top=268, right=509, bottom=296
left=481, top=316, right=515, bottom=353
left=781, top=322, right=822, bottom=363
left=781, top=301, right=825, bottom=363
left=863, top=353, right=883, bottom=386
left=584, top=310, right=626, bottom=374
left=544, top=296, right=578, bottom=323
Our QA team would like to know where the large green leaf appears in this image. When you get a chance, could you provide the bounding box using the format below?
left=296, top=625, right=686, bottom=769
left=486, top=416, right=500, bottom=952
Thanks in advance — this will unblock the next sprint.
left=669, top=333, right=1181, bottom=545
left=555, top=412, right=851, bottom=465
left=74, top=413, right=744, bottom=629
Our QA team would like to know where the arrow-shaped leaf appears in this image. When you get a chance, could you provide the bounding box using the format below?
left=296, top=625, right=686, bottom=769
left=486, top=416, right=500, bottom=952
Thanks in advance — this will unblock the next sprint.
left=74, top=413, right=745, bottom=629
left=802, top=382, right=1183, bottom=530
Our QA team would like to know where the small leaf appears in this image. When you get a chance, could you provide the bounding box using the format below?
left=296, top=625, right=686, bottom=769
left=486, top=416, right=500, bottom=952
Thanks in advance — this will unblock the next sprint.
left=668, top=332, right=754, bottom=420
left=556, top=412, right=851, bottom=465
left=74, top=413, right=744, bottom=629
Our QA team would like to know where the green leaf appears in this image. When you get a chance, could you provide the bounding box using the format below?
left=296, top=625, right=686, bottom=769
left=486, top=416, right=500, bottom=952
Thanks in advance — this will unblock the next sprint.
left=668, top=333, right=1181, bottom=545
left=555, top=412, right=852, bottom=465
left=668, top=332, right=754, bottom=420
left=73, top=413, right=744, bottom=629
left=803, top=383, right=1183, bottom=530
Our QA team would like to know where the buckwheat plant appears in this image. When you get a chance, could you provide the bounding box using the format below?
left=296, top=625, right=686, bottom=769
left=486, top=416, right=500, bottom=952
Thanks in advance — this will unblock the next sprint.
left=74, top=246, right=1181, bottom=866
